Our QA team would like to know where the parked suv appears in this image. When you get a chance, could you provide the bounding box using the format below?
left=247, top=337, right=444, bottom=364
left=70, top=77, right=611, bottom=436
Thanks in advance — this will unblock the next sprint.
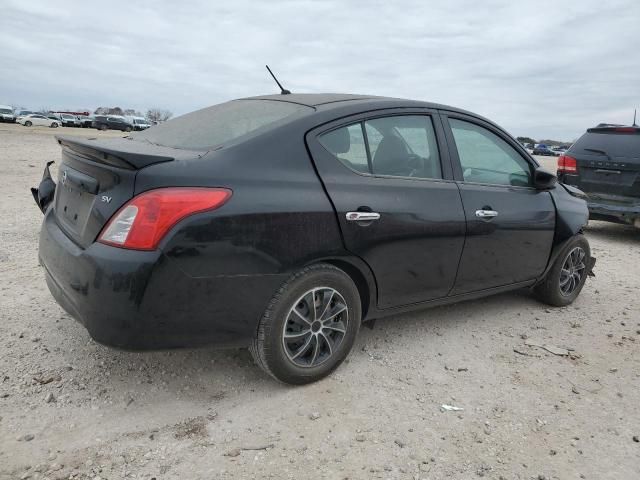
left=58, top=113, right=81, bottom=127
left=0, top=105, right=16, bottom=123
left=92, top=115, right=133, bottom=132
left=130, top=117, right=151, bottom=130
left=557, top=124, right=640, bottom=227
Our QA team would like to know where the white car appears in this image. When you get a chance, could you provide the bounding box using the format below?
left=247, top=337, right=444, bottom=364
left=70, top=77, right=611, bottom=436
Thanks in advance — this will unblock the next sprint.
left=0, top=104, right=16, bottom=123
left=19, top=114, right=59, bottom=128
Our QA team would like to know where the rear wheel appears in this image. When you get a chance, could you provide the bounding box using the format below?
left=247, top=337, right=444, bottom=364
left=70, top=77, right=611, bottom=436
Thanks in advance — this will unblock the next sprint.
left=250, top=264, right=361, bottom=384
left=534, top=235, right=590, bottom=307
left=51, top=122, right=58, bottom=128
left=99, top=124, right=108, bottom=131
left=24, top=121, right=32, bottom=127
left=125, top=126, right=132, bottom=132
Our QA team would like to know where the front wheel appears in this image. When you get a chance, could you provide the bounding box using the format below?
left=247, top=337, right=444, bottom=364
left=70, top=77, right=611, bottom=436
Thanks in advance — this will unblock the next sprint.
left=51, top=122, right=58, bottom=128
left=24, top=121, right=32, bottom=127
left=250, top=264, right=361, bottom=384
left=534, top=235, right=591, bottom=307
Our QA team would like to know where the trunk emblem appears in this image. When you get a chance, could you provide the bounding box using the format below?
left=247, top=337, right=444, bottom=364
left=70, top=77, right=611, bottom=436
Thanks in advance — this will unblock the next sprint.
left=61, top=170, right=67, bottom=185
left=101, top=195, right=112, bottom=203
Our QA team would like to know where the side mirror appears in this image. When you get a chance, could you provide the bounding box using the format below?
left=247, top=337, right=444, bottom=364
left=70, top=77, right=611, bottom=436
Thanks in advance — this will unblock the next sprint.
left=533, top=167, right=557, bottom=190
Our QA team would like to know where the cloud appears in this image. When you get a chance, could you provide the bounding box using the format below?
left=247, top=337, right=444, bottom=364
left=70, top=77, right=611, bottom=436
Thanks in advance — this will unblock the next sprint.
left=0, top=0, right=638, bottom=139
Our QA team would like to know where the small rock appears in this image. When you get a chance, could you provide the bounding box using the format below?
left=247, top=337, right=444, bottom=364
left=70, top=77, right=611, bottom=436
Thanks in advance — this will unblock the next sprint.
left=308, top=412, right=321, bottom=421
left=45, top=392, right=56, bottom=403
left=549, top=449, right=557, bottom=456
left=355, top=433, right=366, bottom=442
left=633, top=435, right=639, bottom=443
left=18, top=434, right=35, bottom=442
left=394, top=439, right=406, bottom=448
left=538, top=475, right=547, bottom=480
left=224, top=448, right=241, bottom=457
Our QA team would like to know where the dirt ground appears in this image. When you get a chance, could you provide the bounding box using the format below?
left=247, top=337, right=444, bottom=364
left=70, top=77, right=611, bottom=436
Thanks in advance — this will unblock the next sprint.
left=1, top=123, right=639, bottom=480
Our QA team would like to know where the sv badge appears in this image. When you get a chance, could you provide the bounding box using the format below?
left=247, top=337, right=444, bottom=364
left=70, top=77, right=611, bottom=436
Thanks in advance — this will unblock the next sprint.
left=101, top=195, right=112, bottom=204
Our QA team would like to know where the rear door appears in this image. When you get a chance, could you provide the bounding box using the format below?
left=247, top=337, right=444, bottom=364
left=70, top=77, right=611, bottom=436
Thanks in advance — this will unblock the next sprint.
left=307, top=109, right=466, bottom=309
left=562, top=129, right=640, bottom=199
left=442, top=113, right=556, bottom=294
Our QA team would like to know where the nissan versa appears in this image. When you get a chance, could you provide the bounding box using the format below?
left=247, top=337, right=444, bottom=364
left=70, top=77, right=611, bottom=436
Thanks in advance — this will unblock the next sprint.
left=33, top=94, right=596, bottom=384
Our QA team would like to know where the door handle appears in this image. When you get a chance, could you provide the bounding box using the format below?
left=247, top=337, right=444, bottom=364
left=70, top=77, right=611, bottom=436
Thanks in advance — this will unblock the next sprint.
left=346, top=211, right=381, bottom=222
left=475, top=209, right=498, bottom=219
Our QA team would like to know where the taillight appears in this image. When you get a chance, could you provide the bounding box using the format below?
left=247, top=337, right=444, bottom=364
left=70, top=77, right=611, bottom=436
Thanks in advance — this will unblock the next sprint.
left=557, top=155, right=577, bottom=173
left=98, top=187, right=232, bottom=250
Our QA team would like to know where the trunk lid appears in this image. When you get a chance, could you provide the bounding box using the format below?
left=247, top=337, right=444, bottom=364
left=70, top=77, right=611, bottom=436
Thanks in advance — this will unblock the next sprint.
left=566, top=128, right=640, bottom=199
left=52, top=136, right=203, bottom=248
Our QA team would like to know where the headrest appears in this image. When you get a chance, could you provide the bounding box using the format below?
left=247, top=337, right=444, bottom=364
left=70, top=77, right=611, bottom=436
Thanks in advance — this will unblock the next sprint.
left=322, top=127, right=351, bottom=154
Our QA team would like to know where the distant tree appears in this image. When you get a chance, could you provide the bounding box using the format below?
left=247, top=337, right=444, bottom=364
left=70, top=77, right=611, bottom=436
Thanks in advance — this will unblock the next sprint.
left=123, top=108, right=142, bottom=117
left=516, top=136, right=536, bottom=145
left=146, top=108, right=173, bottom=123
left=94, top=107, right=108, bottom=115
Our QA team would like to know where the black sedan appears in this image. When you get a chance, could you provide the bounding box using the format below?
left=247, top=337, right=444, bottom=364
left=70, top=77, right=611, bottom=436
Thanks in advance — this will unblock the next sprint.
left=33, top=94, right=595, bottom=384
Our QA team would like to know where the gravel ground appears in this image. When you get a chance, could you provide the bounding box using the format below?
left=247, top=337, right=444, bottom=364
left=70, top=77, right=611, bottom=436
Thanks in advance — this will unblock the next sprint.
left=1, top=123, right=639, bottom=479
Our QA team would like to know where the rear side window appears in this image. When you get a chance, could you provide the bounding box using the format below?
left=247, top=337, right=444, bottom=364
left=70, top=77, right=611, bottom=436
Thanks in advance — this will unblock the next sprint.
left=450, top=118, right=532, bottom=187
left=133, top=100, right=313, bottom=150
left=571, top=132, right=640, bottom=159
left=319, top=115, right=442, bottom=180
left=318, top=124, right=369, bottom=173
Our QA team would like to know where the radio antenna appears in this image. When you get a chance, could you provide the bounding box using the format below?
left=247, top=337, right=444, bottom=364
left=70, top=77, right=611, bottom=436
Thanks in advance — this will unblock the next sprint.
left=633, top=108, right=637, bottom=127
left=265, top=65, right=291, bottom=95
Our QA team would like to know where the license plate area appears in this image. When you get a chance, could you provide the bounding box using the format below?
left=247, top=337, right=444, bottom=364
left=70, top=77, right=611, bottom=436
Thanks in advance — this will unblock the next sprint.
left=54, top=165, right=98, bottom=236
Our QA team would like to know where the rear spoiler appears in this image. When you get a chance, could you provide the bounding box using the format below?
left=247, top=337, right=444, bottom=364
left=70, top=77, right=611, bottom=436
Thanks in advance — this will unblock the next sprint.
left=587, top=126, right=640, bottom=134
left=56, top=135, right=175, bottom=170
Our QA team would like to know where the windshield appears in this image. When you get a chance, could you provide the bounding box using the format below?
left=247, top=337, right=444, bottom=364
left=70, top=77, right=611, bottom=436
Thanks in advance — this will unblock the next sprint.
left=132, top=99, right=313, bottom=150
left=0, top=108, right=12, bottom=114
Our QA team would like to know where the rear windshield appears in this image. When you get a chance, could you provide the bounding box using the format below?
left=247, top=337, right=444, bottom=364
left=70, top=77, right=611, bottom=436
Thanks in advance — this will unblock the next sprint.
left=571, top=132, right=640, bottom=159
left=131, top=99, right=313, bottom=150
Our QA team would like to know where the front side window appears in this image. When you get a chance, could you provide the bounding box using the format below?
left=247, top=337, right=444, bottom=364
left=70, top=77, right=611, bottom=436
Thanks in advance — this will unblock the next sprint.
left=449, top=118, right=532, bottom=187
left=319, top=115, right=442, bottom=180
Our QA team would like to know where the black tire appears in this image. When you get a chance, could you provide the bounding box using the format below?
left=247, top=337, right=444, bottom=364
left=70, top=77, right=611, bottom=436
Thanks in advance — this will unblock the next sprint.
left=533, top=234, right=590, bottom=307
left=24, top=121, right=32, bottom=127
left=125, top=126, right=132, bottom=132
left=99, top=124, right=108, bottom=131
left=250, top=263, right=361, bottom=385
left=51, top=122, right=58, bottom=128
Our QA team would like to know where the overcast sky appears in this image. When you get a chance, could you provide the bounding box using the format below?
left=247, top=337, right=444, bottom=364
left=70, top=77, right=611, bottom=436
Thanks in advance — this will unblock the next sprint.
left=1, top=0, right=638, bottom=140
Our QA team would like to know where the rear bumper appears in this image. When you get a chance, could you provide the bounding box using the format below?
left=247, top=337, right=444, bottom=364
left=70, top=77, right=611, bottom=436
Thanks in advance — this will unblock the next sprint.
left=586, top=196, right=640, bottom=225
left=39, top=210, right=285, bottom=350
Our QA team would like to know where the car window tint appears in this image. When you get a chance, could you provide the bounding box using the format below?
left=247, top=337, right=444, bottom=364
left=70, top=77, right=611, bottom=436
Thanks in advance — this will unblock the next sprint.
left=450, top=119, right=532, bottom=187
left=319, top=124, right=368, bottom=173
left=365, top=116, right=441, bottom=179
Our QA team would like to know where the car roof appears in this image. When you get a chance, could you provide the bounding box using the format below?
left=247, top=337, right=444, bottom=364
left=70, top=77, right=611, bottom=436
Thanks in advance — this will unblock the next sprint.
left=242, top=93, right=477, bottom=116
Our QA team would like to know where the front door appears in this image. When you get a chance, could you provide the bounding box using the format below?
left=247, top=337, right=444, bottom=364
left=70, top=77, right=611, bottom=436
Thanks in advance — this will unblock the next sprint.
left=307, top=111, right=466, bottom=309
left=442, top=114, right=556, bottom=295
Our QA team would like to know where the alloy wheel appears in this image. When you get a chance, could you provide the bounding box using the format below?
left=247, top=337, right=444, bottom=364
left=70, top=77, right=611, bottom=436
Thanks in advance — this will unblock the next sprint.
left=559, top=247, right=586, bottom=296
left=282, top=287, right=349, bottom=368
